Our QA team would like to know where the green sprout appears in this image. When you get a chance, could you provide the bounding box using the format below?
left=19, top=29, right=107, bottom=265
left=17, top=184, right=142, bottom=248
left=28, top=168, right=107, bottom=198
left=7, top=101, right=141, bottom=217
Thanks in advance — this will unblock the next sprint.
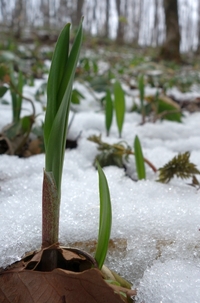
left=114, top=80, right=125, bottom=138
left=42, top=19, right=113, bottom=272
left=138, top=74, right=146, bottom=124
left=42, top=20, right=83, bottom=248
left=95, top=162, right=112, bottom=269
left=134, top=135, right=146, bottom=180
left=105, top=89, right=113, bottom=136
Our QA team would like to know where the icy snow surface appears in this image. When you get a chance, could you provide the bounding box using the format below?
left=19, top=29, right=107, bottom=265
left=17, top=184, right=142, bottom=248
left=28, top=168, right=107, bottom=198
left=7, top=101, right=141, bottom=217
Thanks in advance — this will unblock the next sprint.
left=1, top=80, right=200, bottom=303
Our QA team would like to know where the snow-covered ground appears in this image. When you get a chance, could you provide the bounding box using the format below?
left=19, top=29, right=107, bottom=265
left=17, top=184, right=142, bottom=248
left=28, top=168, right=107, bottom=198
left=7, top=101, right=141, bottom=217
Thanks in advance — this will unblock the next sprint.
left=0, top=79, right=200, bottom=303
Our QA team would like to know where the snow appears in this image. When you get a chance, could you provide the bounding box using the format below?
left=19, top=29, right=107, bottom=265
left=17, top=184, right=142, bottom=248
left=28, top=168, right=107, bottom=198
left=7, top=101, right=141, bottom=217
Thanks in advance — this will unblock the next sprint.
left=1, top=79, right=200, bottom=303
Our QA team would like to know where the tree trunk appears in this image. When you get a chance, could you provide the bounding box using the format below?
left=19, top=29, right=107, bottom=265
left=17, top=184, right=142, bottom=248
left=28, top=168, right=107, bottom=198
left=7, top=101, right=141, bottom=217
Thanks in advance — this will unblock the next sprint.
left=75, top=0, right=84, bottom=26
left=116, top=0, right=125, bottom=44
left=104, top=0, right=110, bottom=38
left=11, top=0, right=24, bottom=38
left=196, top=0, right=200, bottom=53
left=40, top=0, right=50, bottom=28
left=152, top=0, right=159, bottom=46
left=159, top=0, right=181, bottom=61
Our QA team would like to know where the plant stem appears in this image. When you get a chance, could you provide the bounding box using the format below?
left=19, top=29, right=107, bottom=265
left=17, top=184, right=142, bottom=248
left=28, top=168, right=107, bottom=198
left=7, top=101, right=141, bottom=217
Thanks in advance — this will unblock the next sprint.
left=42, top=171, right=60, bottom=248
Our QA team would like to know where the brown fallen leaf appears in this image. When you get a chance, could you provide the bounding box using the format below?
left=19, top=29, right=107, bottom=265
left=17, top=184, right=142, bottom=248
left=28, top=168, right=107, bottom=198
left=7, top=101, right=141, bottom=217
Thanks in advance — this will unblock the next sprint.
left=0, top=244, right=135, bottom=303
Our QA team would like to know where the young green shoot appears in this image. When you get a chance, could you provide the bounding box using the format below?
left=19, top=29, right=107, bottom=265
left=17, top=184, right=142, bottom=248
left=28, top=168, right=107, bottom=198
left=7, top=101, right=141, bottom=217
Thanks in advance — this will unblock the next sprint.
left=95, top=162, right=112, bottom=269
left=114, top=80, right=125, bottom=138
left=134, top=135, right=146, bottom=180
left=105, top=89, right=113, bottom=136
left=10, top=68, right=23, bottom=123
left=42, top=20, right=83, bottom=248
left=138, top=74, right=145, bottom=124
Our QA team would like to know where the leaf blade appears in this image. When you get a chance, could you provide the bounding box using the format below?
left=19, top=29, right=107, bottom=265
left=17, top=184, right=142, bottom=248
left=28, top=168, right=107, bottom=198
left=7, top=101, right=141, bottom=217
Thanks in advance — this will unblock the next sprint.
left=134, top=135, right=146, bottom=180
left=114, top=80, right=125, bottom=138
left=105, top=89, right=113, bottom=136
left=95, top=163, right=112, bottom=269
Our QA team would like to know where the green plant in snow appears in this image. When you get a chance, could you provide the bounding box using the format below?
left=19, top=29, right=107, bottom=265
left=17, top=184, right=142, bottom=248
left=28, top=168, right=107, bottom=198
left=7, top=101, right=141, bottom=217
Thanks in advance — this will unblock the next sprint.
left=158, top=151, right=200, bottom=183
left=138, top=74, right=146, bottom=124
left=134, top=135, right=146, bottom=180
left=114, top=80, right=125, bottom=137
left=105, top=89, right=113, bottom=136
left=42, top=19, right=113, bottom=271
left=95, top=162, right=112, bottom=269
left=43, top=20, right=83, bottom=247
left=0, top=64, right=37, bottom=156
left=88, top=134, right=157, bottom=176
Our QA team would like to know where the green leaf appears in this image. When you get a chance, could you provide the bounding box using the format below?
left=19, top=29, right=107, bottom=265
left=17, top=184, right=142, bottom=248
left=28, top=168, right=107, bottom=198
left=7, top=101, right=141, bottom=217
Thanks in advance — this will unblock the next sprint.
left=44, top=23, right=70, bottom=147
left=134, top=135, right=146, bottom=180
left=157, top=98, right=182, bottom=122
left=105, top=89, right=113, bottom=136
left=138, top=74, right=144, bottom=103
left=95, top=163, right=112, bottom=269
left=44, top=20, right=83, bottom=193
left=114, top=80, right=125, bottom=138
left=138, top=74, right=145, bottom=124
left=71, top=88, right=84, bottom=104
left=0, top=86, right=8, bottom=98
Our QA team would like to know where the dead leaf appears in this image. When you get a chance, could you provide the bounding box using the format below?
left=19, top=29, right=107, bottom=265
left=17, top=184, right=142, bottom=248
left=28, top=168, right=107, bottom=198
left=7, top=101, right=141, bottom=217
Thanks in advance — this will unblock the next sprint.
left=0, top=244, right=135, bottom=303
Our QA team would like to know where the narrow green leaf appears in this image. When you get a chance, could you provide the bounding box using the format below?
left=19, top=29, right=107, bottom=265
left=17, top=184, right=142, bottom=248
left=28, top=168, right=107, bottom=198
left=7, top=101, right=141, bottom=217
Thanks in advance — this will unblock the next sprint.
left=95, top=163, right=112, bottom=269
left=44, top=23, right=70, bottom=147
left=138, top=74, right=144, bottom=103
left=0, top=86, right=8, bottom=97
left=16, top=70, right=23, bottom=121
left=138, top=74, right=145, bottom=124
left=45, top=20, right=83, bottom=194
left=134, top=135, right=146, bottom=180
left=105, top=89, right=113, bottom=136
left=114, top=80, right=125, bottom=138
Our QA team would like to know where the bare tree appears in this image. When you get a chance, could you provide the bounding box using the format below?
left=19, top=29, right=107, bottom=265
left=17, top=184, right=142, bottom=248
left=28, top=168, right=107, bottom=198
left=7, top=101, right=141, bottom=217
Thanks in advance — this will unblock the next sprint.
left=11, top=0, right=24, bottom=38
left=196, top=0, right=200, bottom=52
left=159, top=0, right=181, bottom=61
left=104, top=0, right=110, bottom=38
left=132, top=0, right=143, bottom=45
left=116, top=0, right=127, bottom=44
left=152, top=0, right=159, bottom=45
left=40, top=0, right=50, bottom=28
left=71, top=0, right=84, bottom=27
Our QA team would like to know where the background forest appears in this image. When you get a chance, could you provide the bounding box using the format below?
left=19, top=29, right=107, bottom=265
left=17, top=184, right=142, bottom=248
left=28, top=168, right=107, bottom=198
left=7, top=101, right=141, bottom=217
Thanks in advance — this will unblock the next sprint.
left=0, top=0, right=200, bottom=54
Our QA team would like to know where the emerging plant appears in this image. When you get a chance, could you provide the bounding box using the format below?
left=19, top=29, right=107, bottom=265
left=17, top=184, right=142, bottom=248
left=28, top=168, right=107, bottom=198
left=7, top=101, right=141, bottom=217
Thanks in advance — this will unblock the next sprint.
left=114, top=80, right=125, bottom=137
left=88, top=134, right=157, bottom=178
left=105, top=89, right=113, bottom=136
left=42, top=21, right=83, bottom=247
left=0, top=64, right=36, bottom=156
left=158, top=151, right=200, bottom=183
left=138, top=74, right=146, bottom=124
left=134, top=135, right=146, bottom=180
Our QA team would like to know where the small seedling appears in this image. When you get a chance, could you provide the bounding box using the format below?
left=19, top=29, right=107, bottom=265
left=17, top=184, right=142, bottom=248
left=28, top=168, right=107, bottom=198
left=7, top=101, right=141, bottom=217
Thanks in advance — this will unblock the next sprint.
left=138, top=74, right=146, bottom=124
left=158, top=151, right=200, bottom=183
left=88, top=134, right=157, bottom=177
left=134, top=135, right=146, bottom=180
left=114, top=80, right=125, bottom=138
left=105, top=89, right=113, bottom=136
